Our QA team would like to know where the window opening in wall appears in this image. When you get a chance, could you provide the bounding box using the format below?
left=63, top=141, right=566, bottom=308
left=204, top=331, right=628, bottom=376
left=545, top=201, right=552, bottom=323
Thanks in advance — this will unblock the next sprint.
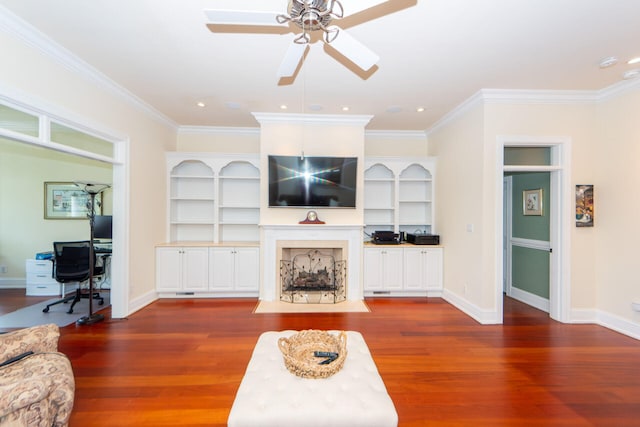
left=51, top=121, right=114, bottom=158
left=0, top=104, right=39, bottom=137
left=504, top=147, right=551, bottom=166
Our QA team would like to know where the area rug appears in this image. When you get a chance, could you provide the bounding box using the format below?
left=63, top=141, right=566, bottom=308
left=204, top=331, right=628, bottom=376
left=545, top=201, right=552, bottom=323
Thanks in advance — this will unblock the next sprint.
left=253, top=300, right=369, bottom=314
left=0, top=292, right=110, bottom=329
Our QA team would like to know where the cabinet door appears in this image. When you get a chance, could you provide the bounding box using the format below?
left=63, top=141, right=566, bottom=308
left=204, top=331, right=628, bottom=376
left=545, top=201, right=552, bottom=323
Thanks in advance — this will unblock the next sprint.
left=423, top=248, right=443, bottom=291
left=382, top=248, right=404, bottom=291
left=364, top=247, right=403, bottom=292
left=364, top=248, right=384, bottom=291
left=234, top=247, right=260, bottom=291
left=403, top=248, right=428, bottom=291
left=182, top=247, right=210, bottom=291
left=156, top=247, right=182, bottom=292
left=209, top=247, right=235, bottom=291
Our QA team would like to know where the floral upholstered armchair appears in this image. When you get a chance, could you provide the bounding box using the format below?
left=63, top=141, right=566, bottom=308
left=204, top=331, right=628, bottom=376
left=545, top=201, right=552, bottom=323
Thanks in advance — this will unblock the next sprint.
left=0, top=324, right=75, bottom=427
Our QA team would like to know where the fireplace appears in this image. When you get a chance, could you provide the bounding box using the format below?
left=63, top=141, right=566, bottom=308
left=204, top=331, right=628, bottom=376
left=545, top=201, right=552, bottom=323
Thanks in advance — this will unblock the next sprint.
left=261, top=225, right=363, bottom=302
left=280, top=249, right=347, bottom=304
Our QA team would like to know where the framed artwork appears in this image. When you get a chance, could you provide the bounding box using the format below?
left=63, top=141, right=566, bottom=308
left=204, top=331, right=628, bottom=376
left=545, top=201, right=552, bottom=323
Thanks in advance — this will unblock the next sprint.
left=44, top=182, right=101, bottom=219
left=575, top=184, right=594, bottom=227
left=523, top=188, right=543, bottom=216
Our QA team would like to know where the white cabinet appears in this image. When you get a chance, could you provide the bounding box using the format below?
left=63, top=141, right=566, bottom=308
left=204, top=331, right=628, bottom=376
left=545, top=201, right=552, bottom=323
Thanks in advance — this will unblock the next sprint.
left=156, top=247, right=209, bottom=293
left=364, top=245, right=443, bottom=296
left=167, top=153, right=260, bottom=243
left=156, top=245, right=259, bottom=297
left=209, top=247, right=259, bottom=293
left=364, top=157, right=435, bottom=238
left=403, top=247, right=443, bottom=293
left=25, top=259, right=60, bottom=296
left=363, top=247, right=404, bottom=293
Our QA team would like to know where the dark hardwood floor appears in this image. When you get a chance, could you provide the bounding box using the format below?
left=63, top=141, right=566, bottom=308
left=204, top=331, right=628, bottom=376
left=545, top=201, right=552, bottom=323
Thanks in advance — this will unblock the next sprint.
left=2, top=293, right=640, bottom=426
left=0, top=289, right=52, bottom=315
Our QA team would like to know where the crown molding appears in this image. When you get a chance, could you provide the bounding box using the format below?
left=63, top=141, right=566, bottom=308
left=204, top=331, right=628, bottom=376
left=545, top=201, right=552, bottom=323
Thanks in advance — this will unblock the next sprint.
left=0, top=5, right=177, bottom=131
left=178, top=125, right=260, bottom=136
left=252, top=112, right=373, bottom=126
left=596, top=77, right=640, bottom=101
left=364, top=130, right=427, bottom=140
left=426, top=84, right=640, bottom=136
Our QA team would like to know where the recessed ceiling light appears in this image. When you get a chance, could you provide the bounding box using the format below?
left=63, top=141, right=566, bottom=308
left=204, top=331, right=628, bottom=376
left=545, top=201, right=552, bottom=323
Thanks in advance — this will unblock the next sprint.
left=622, top=69, right=640, bottom=80
left=196, top=101, right=206, bottom=107
left=280, top=104, right=288, bottom=110
left=628, top=57, right=640, bottom=65
left=342, top=106, right=350, bottom=111
left=598, top=56, right=618, bottom=68
left=416, top=107, right=425, bottom=112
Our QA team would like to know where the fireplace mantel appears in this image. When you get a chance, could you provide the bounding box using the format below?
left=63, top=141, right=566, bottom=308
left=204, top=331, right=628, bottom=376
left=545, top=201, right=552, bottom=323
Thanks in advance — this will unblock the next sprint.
left=261, top=224, right=364, bottom=301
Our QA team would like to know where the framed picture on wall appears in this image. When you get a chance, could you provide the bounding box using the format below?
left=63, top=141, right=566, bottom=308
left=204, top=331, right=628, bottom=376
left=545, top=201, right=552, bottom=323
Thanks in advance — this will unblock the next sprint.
left=44, top=182, right=101, bottom=219
left=575, top=184, right=594, bottom=227
left=523, top=188, right=543, bottom=216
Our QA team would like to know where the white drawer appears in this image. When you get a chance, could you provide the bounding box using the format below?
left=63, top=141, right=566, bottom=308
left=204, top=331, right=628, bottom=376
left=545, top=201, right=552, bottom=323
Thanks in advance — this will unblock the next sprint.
left=26, top=283, right=60, bottom=296
left=26, top=259, right=54, bottom=274
left=26, top=271, right=57, bottom=285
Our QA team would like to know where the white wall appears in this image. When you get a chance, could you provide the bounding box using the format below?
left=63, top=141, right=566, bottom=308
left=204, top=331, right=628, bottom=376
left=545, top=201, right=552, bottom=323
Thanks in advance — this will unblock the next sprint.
left=594, top=87, right=640, bottom=328
left=428, top=105, right=489, bottom=315
left=0, top=25, right=176, bottom=315
left=429, top=87, right=640, bottom=336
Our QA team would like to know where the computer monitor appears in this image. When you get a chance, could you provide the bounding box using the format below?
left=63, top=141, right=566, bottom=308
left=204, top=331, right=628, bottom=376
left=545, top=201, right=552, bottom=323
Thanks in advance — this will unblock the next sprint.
left=93, top=215, right=112, bottom=240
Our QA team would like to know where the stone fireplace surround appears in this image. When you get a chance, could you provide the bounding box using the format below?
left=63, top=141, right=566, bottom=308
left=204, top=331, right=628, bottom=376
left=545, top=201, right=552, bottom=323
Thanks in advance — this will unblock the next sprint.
left=261, top=225, right=363, bottom=302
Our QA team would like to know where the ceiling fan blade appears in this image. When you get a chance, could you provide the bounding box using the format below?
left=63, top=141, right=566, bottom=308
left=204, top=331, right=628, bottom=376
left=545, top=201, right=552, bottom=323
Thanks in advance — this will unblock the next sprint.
left=328, top=28, right=379, bottom=71
left=277, top=42, right=308, bottom=78
left=204, top=9, right=286, bottom=27
left=342, top=0, right=390, bottom=17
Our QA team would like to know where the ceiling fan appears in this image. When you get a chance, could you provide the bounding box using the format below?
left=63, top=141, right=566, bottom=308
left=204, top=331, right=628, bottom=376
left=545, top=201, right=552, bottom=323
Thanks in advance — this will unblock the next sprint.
left=204, top=0, right=394, bottom=79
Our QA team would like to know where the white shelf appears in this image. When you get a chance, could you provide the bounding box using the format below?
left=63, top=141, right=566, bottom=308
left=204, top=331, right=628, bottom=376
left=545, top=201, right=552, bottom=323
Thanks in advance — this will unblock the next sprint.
left=167, top=154, right=260, bottom=243
left=364, top=158, right=435, bottom=238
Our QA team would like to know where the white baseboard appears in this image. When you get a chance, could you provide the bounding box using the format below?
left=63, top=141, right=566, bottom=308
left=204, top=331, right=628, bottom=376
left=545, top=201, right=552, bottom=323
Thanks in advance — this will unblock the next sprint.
left=594, top=310, right=640, bottom=340
left=0, top=278, right=26, bottom=289
left=442, top=289, right=502, bottom=324
left=126, top=289, right=158, bottom=318
left=509, top=286, right=550, bottom=313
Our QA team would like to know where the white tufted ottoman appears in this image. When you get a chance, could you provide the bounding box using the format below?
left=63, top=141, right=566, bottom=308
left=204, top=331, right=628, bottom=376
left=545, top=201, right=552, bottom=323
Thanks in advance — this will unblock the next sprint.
left=227, top=330, right=398, bottom=427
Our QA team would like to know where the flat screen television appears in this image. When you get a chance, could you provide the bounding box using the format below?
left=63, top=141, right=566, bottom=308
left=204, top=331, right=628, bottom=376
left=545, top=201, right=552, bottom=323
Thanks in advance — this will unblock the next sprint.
left=268, top=155, right=357, bottom=208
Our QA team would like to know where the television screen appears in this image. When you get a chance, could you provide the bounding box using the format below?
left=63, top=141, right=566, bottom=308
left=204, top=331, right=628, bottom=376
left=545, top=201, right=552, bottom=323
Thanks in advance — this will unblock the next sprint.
left=268, top=155, right=357, bottom=208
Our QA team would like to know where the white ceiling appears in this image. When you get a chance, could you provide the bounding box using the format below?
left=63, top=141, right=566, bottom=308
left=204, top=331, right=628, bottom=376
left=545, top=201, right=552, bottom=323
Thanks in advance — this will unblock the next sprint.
left=1, top=0, right=639, bottom=131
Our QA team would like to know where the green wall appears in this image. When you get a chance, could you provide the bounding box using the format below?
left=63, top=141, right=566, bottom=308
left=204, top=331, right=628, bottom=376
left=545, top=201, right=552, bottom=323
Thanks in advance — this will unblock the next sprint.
left=510, top=172, right=550, bottom=299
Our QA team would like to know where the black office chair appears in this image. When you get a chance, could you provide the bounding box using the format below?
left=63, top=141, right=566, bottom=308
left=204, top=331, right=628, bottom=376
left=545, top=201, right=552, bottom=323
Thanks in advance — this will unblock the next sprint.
left=43, top=241, right=105, bottom=314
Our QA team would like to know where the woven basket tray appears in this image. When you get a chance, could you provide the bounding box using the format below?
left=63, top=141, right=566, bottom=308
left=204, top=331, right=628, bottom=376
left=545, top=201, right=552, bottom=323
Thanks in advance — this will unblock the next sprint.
left=278, top=330, right=347, bottom=379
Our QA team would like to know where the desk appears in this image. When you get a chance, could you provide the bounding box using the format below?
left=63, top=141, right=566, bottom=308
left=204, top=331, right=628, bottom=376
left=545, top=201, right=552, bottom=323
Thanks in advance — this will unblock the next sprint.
left=25, top=245, right=112, bottom=296
left=25, top=259, right=73, bottom=297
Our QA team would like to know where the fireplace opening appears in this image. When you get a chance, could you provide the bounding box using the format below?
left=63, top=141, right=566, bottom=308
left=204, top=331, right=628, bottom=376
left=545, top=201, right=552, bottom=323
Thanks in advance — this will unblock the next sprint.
left=280, top=249, right=346, bottom=304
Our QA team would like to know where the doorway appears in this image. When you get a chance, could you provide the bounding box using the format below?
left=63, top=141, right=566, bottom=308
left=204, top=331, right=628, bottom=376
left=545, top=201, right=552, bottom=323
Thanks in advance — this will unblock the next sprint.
left=503, top=172, right=551, bottom=313
left=496, top=137, right=572, bottom=324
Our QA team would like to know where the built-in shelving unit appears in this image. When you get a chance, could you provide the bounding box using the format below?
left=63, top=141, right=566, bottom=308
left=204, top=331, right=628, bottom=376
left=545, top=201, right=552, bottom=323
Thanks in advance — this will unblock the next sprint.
left=169, top=160, right=216, bottom=242
left=218, top=161, right=260, bottom=242
left=363, top=163, right=395, bottom=237
left=166, top=153, right=260, bottom=244
left=398, top=163, right=433, bottom=236
left=364, top=157, right=435, bottom=239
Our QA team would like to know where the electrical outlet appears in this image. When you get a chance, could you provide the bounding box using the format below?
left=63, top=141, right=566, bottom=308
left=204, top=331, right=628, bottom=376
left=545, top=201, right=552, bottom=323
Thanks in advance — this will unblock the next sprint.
left=0, top=265, right=7, bottom=274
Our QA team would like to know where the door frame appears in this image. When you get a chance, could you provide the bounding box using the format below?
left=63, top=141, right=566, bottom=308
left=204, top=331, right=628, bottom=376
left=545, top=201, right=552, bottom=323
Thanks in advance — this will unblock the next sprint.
left=496, top=136, right=572, bottom=323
